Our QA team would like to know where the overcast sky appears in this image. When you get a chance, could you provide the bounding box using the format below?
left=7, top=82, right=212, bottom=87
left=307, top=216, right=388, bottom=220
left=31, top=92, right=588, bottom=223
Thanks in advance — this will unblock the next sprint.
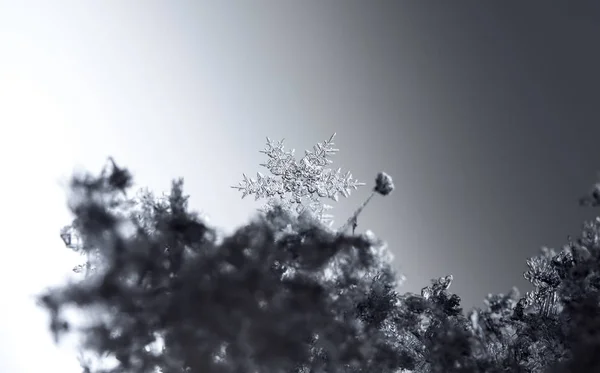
left=2, top=2, right=600, bottom=372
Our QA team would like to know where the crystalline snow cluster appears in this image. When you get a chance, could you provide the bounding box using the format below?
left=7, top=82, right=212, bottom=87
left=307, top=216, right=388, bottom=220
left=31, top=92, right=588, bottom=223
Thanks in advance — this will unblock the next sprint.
left=232, top=133, right=365, bottom=226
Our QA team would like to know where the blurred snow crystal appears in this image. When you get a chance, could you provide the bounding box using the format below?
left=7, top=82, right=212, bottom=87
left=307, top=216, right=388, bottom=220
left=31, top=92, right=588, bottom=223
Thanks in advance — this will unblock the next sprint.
left=232, top=133, right=365, bottom=226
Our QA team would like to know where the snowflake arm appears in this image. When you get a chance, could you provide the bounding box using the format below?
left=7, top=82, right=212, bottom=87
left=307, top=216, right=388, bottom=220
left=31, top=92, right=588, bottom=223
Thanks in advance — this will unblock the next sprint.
left=231, top=172, right=284, bottom=200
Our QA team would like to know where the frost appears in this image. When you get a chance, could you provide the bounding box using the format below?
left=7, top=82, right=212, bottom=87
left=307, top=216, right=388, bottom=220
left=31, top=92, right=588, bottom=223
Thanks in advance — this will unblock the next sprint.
left=232, top=133, right=365, bottom=226
left=420, top=275, right=454, bottom=300
left=45, top=157, right=600, bottom=372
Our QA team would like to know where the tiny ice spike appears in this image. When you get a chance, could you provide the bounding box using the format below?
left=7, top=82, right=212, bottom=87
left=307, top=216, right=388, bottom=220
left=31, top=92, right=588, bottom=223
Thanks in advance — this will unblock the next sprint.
left=232, top=133, right=365, bottom=226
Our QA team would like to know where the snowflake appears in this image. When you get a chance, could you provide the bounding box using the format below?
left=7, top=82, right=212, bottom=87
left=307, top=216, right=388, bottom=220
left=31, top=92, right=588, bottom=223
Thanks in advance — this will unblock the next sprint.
left=231, top=133, right=365, bottom=226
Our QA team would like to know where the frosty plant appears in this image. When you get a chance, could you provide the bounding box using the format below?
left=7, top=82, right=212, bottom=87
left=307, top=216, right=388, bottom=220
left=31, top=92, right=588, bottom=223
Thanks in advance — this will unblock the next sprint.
left=46, top=147, right=600, bottom=372
left=232, top=133, right=366, bottom=227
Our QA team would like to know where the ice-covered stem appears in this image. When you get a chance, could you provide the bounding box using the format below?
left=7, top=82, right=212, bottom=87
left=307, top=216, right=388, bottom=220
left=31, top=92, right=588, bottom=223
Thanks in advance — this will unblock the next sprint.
left=339, top=172, right=394, bottom=235
left=340, top=193, right=375, bottom=235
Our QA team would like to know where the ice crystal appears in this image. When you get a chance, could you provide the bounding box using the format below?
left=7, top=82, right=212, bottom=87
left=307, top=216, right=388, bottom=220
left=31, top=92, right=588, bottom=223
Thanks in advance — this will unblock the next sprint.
left=232, top=133, right=365, bottom=226
left=60, top=225, right=83, bottom=252
left=421, top=275, right=454, bottom=300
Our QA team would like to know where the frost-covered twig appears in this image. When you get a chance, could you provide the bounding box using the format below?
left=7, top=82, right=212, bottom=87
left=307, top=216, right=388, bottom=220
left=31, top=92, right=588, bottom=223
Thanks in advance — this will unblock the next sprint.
left=339, top=171, right=394, bottom=235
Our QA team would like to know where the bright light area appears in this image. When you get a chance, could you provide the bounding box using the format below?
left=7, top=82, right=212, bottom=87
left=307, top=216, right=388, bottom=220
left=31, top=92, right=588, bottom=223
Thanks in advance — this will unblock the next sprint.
left=0, top=3, right=236, bottom=372
left=0, top=28, right=90, bottom=373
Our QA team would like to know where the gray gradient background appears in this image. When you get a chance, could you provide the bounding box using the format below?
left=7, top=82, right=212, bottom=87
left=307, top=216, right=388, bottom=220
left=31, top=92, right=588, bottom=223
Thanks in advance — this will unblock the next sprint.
left=2, top=2, right=600, bottom=372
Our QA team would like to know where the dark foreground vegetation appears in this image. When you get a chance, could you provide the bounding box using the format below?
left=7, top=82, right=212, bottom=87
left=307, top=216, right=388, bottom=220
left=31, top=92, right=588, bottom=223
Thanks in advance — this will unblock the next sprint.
left=39, top=137, right=600, bottom=372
